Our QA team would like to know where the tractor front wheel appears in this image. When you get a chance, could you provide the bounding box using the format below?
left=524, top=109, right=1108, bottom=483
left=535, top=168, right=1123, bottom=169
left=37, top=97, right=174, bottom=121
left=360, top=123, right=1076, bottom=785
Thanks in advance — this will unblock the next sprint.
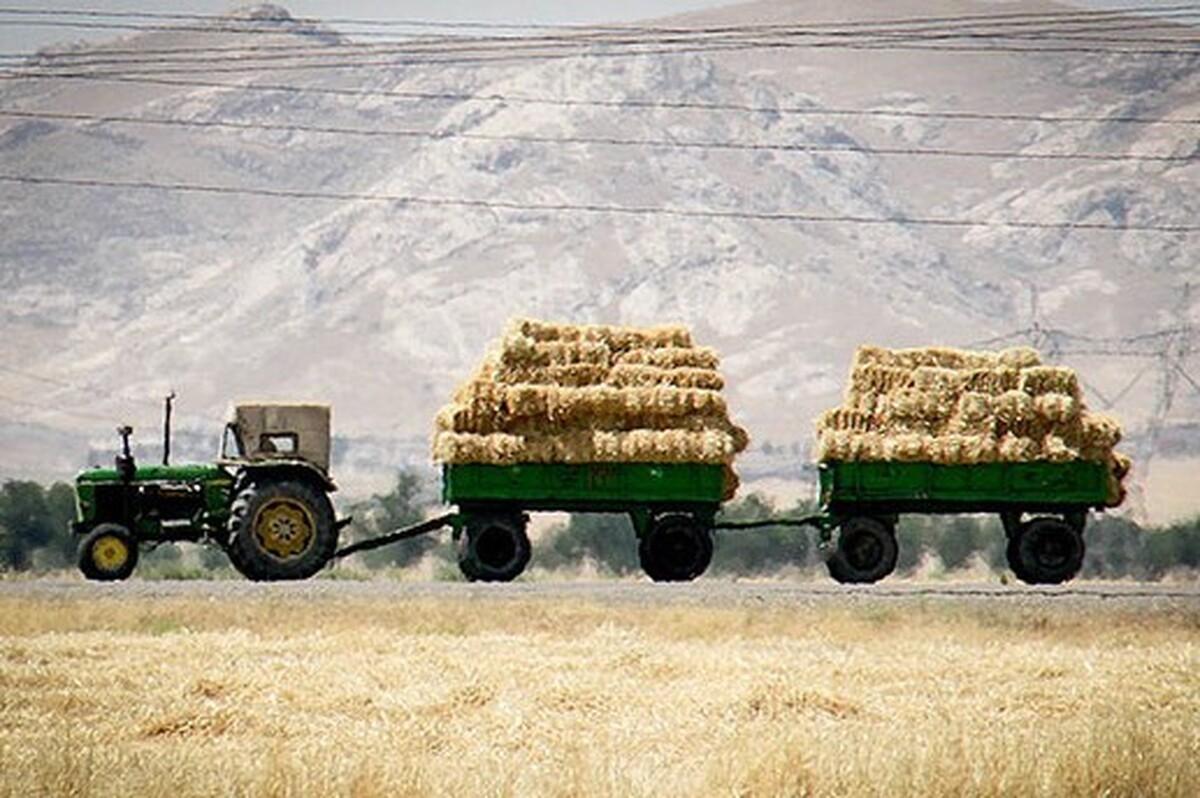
left=226, top=480, right=337, bottom=581
left=78, top=523, right=139, bottom=581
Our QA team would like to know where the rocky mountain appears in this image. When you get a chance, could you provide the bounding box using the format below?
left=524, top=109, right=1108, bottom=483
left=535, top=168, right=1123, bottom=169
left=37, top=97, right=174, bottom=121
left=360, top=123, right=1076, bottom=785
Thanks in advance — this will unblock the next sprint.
left=0, top=0, right=1197, bottom=519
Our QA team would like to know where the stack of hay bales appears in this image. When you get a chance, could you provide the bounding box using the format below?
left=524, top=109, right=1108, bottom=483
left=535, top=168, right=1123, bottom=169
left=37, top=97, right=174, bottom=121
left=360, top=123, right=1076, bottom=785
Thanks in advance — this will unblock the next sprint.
left=433, top=319, right=749, bottom=496
left=815, top=345, right=1130, bottom=500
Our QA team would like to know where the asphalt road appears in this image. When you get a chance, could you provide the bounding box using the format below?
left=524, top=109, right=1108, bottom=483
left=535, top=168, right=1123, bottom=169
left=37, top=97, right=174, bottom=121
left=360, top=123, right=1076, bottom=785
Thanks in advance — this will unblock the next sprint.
left=2, top=578, right=1197, bottom=610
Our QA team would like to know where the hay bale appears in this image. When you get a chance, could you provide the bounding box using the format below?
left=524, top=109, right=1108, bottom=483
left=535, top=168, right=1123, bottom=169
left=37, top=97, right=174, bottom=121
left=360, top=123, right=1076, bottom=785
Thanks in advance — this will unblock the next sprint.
left=616, top=346, right=721, bottom=370
left=606, top=363, right=725, bottom=391
left=432, top=319, right=747, bottom=476
left=815, top=344, right=1128, bottom=497
left=1020, top=366, right=1082, bottom=398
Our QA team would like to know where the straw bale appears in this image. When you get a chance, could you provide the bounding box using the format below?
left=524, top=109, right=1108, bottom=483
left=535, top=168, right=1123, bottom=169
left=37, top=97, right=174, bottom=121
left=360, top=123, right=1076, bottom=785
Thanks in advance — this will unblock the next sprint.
left=816, top=344, right=1126, bottom=494
left=993, top=390, right=1036, bottom=425
left=432, top=432, right=525, bottom=465
left=498, top=339, right=611, bottom=370
left=817, top=408, right=874, bottom=433
left=912, top=366, right=966, bottom=393
left=722, top=465, right=739, bottom=501
left=954, top=392, right=993, bottom=426
left=616, top=346, right=721, bottom=370
left=606, top=364, right=725, bottom=391
left=1033, top=393, right=1079, bottom=425
left=1042, top=435, right=1077, bottom=463
left=883, top=433, right=932, bottom=462
left=1020, top=366, right=1081, bottom=398
left=961, top=435, right=999, bottom=464
left=433, top=319, right=747, bottom=471
left=494, top=364, right=609, bottom=387
left=1078, top=413, right=1123, bottom=459
left=818, top=430, right=888, bottom=462
left=997, top=346, right=1042, bottom=369
left=853, top=345, right=997, bottom=370
left=847, top=365, right=913, bottom=398
left=815, top=429, right=848, bottom=462
left=889, top=388, right=955, bottom=424
left=998, top=434, right=1041, bottom=462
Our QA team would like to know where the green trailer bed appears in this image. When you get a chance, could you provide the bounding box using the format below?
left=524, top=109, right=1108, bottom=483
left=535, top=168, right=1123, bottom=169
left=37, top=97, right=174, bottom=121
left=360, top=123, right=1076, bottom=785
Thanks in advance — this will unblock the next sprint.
left=439, top=462, right=728, bottom=583
left=818, top=460, right=1116, bottom=516
left=814, top=459, right=1119, bottom=586
left=442, top=462, right=727, bottom=512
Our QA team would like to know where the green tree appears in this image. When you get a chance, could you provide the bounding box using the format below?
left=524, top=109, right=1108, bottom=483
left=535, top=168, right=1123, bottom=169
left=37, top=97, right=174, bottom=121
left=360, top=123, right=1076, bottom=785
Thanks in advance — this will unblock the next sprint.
left=538, top=514, right=639, bottom=575
left=0, top=480, right=63, bottom=571
left=1082, top=515, right=1145, bottom=579
left=344, top=470, right=435, bottom=569
left=38, top=482, right=78, bottom=569
left=894, top=517, right=932, bottom=575
left=1143, top=517, right=1200, bottom=580
left=932, top=516, right=1003, bottom=572
left=710, top=494, right=813, bottom=576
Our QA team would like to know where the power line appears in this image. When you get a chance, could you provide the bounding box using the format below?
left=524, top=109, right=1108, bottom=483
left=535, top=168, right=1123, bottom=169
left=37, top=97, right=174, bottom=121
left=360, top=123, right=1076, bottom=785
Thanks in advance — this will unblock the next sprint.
left=1, top=7, right=1194, bottom=73
left=3, top=108, right=1191, bottom=164
left=9, top=34, right=1197, bottom=74
left=9, top=36, right=1195, bottom=75
left=2, top=4, right=1196, bottom=41
left=1, top=72, right=1194, bottom=127
left=3, top=173, right=1197, bottom=232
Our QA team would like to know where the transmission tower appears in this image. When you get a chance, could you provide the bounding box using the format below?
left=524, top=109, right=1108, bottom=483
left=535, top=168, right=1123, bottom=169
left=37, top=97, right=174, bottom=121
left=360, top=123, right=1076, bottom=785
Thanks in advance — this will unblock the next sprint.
left=972, top=282, right=1200, bottom=519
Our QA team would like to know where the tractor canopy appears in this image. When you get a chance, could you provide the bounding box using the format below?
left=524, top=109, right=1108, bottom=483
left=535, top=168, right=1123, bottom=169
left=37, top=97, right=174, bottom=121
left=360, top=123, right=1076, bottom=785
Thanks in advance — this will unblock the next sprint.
left=222, top=403, right=332, bottom=473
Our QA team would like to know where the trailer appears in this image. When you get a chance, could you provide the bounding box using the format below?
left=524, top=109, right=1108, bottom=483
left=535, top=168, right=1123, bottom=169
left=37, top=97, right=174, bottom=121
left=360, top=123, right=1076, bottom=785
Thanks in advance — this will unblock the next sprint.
left=337, top=462, right=733, bottom=583
left=333, top=458, right=1118, bottom=585
left=815, top=459, right=1118, bottom=584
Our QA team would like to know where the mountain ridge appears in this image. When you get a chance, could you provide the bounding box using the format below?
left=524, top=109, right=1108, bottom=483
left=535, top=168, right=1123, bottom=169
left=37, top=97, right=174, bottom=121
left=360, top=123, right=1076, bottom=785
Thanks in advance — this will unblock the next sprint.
left=1, top=0, right=1196, bottom=519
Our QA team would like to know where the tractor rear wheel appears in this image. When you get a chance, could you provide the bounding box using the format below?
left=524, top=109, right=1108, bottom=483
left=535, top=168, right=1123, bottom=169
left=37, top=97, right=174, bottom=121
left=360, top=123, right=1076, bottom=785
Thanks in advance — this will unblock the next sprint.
left=826, top=516, right=898, bottom=584
left=78, top=523, right=139, bottom=581
left=639, top=514, right=713, bottom=582
left=226, top=480, right=337, bottom=581
left=458, top=512, right=531, bottom=582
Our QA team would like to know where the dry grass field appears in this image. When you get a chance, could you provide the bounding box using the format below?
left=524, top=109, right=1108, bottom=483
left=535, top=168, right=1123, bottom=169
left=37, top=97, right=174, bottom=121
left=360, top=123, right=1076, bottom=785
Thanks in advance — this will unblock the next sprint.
left=1, top=582, right=1197, bottom=797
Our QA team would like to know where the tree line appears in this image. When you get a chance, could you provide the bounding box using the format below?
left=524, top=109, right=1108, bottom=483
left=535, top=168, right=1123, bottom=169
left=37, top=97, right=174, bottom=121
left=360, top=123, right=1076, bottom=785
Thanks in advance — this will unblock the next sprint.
left=3, top=474, right=1200, bottom=579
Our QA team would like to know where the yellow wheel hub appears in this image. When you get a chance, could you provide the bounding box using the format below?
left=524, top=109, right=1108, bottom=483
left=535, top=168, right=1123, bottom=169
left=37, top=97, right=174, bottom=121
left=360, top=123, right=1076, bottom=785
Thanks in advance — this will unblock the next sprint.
left=92, top=534, right=130, bottom=572
left=252, top=498, right=316, bottom=559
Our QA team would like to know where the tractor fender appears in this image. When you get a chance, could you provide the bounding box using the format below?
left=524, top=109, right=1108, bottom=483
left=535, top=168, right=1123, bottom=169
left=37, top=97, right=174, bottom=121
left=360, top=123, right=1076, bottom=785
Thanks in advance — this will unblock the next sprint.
left=234, top=461, right=337, bottom=494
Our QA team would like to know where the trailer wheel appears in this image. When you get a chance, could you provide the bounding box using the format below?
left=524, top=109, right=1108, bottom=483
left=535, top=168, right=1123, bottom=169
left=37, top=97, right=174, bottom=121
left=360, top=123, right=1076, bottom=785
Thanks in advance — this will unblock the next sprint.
left=639, top=514, right=713, bottom=582
left=1009, top=517, right=1084, bottom=585
left=78, top=523, right=139, bottom=581
left=458, top=513, right=531, bottom=582
left=226, top=480, right=337, bottom=581
left=827, top=517, right=897, bottom=584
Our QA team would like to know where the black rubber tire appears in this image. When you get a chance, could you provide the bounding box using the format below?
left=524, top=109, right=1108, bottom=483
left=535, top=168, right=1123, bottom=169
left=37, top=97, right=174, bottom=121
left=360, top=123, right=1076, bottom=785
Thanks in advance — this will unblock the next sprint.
left=1009, top=516, right=1085, bottom=585
left=78, top=523, right=139, bottom=581
left=826, top=516, right=898, bottom=584
left=457, top=513, right=531, bottom=582
left=226, top=480, right=337, bottom=581
left=1005, top=535, right=1032, bottom=584
left=638, top=514, right=713, bottom=582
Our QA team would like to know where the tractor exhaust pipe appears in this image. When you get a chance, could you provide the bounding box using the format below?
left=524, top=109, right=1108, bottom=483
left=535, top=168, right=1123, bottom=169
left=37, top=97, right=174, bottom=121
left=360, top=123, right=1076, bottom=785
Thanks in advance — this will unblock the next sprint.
left=163, top=391, right=176, bottom=466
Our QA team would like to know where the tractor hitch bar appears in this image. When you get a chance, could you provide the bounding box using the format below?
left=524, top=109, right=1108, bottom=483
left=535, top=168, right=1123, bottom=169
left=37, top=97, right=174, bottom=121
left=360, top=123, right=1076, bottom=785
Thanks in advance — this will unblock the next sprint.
left=332, top=512, right=836, bottom=562
left=332, top=513, right=458, bottom=560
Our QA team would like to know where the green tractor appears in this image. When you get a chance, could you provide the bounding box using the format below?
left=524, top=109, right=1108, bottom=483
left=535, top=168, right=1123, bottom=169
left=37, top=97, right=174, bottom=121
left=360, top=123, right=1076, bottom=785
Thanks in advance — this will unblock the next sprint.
left=72, top=401, right=345, bottom=581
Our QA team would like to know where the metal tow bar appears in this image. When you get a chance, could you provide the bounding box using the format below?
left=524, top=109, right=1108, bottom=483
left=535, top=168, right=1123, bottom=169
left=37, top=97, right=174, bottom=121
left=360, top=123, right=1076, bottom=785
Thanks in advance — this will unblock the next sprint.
left=333, top=513, right=459, bottom=560
left=711, top=514, right=839, bottom=547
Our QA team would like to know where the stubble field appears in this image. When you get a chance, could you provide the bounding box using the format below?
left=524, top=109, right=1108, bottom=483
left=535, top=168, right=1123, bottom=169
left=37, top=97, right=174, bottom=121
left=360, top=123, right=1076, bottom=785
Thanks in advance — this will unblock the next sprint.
left=1, top=580, right=1197, bottom=797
